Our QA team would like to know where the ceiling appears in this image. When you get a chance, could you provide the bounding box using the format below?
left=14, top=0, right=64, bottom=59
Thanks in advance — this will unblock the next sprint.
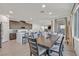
left=0, top=3, right=74, bottom=25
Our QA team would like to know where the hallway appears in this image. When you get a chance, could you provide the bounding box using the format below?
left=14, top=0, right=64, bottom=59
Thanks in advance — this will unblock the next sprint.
left=0, top=40, right=75, bottom=56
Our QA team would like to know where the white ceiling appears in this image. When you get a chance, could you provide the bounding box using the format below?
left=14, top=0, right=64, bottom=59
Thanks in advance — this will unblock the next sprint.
left=0, top=3, right=74, bottom=25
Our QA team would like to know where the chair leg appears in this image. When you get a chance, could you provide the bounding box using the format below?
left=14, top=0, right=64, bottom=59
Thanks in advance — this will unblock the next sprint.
left=59, top=50, right=62, bottom=56
left=46, top=50, right=50, bottom=56
left=30, top=52, right=32, bottom=56
left=59, top=50, right=63, bottom=56
left=61, top=53, right=63, bottom=56
left=61, top=51, right=63, bottom=56
left=62, top=45, right=64, bottom=51
left=59, top=52, right=61, bottom=56
left=45, top=52, right=47, bottom=56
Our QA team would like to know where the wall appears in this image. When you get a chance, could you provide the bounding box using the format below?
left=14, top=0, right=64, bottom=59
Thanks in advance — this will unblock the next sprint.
left=0, top=15, right=9, bottom=42
left=32, top=24, right=41, bottom=32
left=66, top=16, right=73, bottom=46
left=73, top=37, right=79, bottom=55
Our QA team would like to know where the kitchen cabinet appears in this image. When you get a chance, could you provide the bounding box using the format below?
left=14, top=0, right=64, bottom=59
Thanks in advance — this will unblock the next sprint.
left=9, top=33, right=16, bottom=40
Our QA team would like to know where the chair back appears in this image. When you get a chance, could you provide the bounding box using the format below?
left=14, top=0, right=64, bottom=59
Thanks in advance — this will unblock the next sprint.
left=28, top=37, right=38, bottom=56
left=56, top=34, right=63, bottom=43
left=49, top=35, right=64, bottom=56
left=22, top=33, right=27, bottom=44
left=59, top=36, right=64, bottom=55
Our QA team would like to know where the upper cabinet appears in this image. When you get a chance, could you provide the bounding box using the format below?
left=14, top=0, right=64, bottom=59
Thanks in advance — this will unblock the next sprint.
left=9, top=20, right=32, bottom=29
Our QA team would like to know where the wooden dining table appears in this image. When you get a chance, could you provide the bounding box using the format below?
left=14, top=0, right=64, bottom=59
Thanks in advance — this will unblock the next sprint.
left=37, top=35, right=60, bottom=48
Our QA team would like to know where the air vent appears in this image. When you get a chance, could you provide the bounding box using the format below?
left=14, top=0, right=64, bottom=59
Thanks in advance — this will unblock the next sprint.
left=40, top=10, right=45, bottom=13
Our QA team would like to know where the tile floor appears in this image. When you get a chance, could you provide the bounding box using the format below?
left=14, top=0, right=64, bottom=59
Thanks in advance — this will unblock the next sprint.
left=63, top=44, right=76, bottom=56
left=0, top=40, right=30, bottom=56
left=0, top=40, right=76, bottom=56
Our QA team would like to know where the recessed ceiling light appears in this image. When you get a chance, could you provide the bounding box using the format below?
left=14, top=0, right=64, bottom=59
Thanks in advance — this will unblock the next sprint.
left=49, top=12, right=52, bottom=15
left=9, top=10, right=13, bottom=14
left=30, top=18, right=32, bottom=20
left=42, top=4, right=46, bottom=8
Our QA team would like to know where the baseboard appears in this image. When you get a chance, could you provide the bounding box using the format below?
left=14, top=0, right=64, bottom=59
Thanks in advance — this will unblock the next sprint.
left=2, top=41, right=9, bottom=44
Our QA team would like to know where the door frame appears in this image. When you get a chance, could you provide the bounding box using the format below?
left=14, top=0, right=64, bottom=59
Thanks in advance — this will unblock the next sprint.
left=0, top=22, right=2, bottom=48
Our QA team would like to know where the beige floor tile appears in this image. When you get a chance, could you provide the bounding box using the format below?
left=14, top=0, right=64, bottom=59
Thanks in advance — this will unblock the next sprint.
left=0, top=40, right=76, bottom=56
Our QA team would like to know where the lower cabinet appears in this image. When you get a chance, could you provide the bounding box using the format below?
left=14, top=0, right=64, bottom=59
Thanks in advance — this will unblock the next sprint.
left=10, top=33, right=16, bottom=40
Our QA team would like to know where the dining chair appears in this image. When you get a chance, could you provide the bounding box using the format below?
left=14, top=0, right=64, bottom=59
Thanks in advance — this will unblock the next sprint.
left=22, top=33, right=27, bottom=44
left=28, top=37, right=47, bottom=56
left=25, top=33, right=29, bottom=42
left=48, top=36, right=64, bottom=56
left=54, top=34, right=64, bottom=51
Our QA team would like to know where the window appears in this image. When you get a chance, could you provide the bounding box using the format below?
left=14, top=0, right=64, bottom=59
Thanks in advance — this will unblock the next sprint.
left=74, top=11, right=77, bottom=37
left=74, top=7, right=79, bottom=38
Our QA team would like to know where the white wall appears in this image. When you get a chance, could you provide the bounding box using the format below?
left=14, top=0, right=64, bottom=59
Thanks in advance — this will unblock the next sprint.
left=32, top=24, right=41, bottom=32
left=73, top=37, right=79, bottom=55
left=0, top=15, right=9, bottom=42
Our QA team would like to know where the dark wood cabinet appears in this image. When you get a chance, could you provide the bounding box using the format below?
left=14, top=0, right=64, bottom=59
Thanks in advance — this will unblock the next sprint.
left=9, top=33, right=16, bottom=40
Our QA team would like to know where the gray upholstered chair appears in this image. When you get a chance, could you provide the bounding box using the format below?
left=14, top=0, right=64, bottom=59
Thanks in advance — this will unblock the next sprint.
left=28, top=37, right=47, bottom=56
left=48, top=36, right=64, bottom=56
left=54, top=34, right=64, bottom=51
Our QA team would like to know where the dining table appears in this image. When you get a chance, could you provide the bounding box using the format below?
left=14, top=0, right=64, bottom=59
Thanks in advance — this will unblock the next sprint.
left=37, top=34, right=60, bottom=55
left=37, top=34, right=60, bottom=48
